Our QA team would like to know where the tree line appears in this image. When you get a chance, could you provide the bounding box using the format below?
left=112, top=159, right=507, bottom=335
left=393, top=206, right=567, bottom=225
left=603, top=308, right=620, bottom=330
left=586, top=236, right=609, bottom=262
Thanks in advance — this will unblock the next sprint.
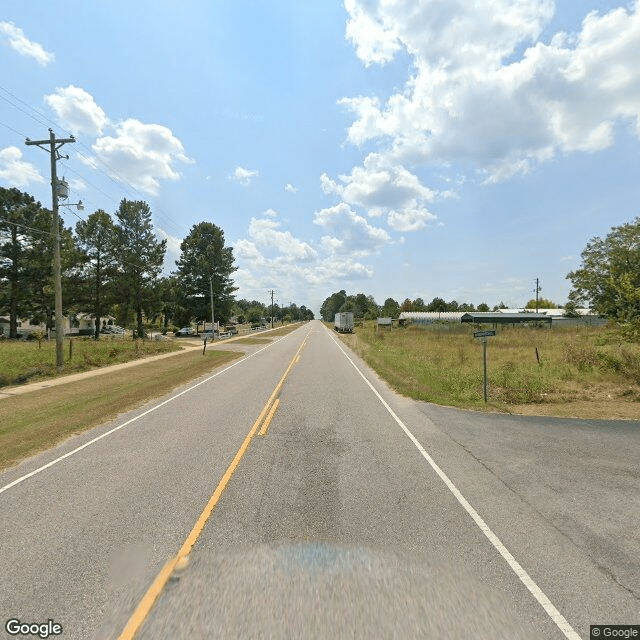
left=0, top=186, right=311, bottom=340
left=321, top=215, right=640, bottom=341
left=319, top=291, right=501, bottom=322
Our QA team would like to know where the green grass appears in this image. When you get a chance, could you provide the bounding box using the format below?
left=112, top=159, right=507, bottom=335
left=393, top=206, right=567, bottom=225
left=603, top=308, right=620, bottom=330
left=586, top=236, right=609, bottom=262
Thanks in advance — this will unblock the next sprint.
left=337, top=322, right=640, bottom=419
left=0, top=348, right=242, bottom=471
left=0, top=336, right=182, bottom=387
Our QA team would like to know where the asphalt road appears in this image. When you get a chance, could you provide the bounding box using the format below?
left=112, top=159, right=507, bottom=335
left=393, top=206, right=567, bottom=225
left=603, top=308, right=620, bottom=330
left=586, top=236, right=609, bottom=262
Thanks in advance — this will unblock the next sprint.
left=0, top=320, right=637, bottom=639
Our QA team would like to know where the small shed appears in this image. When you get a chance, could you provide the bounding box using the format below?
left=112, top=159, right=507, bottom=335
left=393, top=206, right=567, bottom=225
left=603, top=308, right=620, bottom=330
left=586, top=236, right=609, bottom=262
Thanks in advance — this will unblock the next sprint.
left=377, top=317, right=393, bottom=331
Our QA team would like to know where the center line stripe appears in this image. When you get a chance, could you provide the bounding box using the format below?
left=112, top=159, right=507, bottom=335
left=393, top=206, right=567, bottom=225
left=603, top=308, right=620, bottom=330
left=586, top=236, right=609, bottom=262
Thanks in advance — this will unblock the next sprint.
left=259, top=398, right=280, bottom=436
left=0, top=330, right=301, bottom=496
left=117, top=330, right=311, bottom=640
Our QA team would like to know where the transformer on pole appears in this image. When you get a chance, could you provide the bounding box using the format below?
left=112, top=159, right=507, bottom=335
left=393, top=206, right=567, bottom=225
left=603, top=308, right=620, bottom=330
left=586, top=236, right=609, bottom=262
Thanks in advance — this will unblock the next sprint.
left=25, top=130, right=76, bottom=370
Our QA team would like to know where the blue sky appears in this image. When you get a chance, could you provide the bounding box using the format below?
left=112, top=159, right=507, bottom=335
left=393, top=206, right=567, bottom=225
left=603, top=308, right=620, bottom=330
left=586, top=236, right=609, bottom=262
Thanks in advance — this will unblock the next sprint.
left=1, top=1, right=639, bottom=315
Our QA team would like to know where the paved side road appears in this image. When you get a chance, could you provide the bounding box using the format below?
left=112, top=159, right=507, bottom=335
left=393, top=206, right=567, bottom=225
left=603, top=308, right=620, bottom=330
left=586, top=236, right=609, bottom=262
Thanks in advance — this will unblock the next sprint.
left=0, top=320, right=637, bottom=639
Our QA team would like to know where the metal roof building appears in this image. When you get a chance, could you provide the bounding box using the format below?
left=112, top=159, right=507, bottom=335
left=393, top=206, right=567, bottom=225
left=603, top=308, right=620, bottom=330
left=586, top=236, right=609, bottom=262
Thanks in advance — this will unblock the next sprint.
left=460, top=312, right=552, bottom=325
left=399, top=312, right=466, bottom=324
left=399, top=309, right=604, bottom=327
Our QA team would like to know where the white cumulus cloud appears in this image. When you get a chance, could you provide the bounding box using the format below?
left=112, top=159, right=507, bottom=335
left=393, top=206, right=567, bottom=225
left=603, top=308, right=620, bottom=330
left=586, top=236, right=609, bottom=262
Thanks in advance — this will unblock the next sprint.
left=341, top=0, right=640, bottom=182
left=233, top=210, right=375, bottom=302
left=0, top=21, right=54, bottom=66
left=88, top=119, right=192, bottom=196
left=0, top=146, right=45, bottom=187
left=321, top=153, right=437, bottom=231
left=284, top=183, right=297, bottom=193
left=45, top=85, right=109, bottom=136
left=243, top=216, right=317, bottom=262
left=231, top=166, right=259, bottom=186
left=314, top=202, right=392, bottom=257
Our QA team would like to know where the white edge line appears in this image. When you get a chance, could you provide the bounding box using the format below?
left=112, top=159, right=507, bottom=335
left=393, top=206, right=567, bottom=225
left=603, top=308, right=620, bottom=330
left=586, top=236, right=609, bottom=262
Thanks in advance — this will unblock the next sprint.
left=0, top=332, right=296, bottom=495
left=326, top=328, right=583, bottom=640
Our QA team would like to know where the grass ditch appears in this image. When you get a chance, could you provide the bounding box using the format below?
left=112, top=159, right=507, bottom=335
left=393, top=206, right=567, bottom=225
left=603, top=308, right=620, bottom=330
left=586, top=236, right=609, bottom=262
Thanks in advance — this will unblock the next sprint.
left=0, top=348, right=242, bottom=472
left=337, top=322, right=640, bottom=420
left=0, top=337, right=181, bottom=387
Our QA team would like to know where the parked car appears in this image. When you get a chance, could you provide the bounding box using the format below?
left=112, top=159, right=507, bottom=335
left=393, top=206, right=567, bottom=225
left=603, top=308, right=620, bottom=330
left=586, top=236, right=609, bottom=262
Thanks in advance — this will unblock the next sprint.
left=174, top=327, right=196, bottom=337
left=102, top=325, right=125, bottom=335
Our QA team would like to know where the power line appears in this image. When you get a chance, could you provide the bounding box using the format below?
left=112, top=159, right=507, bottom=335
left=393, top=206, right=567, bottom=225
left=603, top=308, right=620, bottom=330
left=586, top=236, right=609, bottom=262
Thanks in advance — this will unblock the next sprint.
left=0, top=84, right=185, bottom=235
left=0, top=85, right=187, bottom=240
left=0, top=119, right=29, bottom=139
left=0, top=216, right=54, bottom=237
left=0, top=86, right=54, bottom=129
left=0, top=93, right=50, bottom=129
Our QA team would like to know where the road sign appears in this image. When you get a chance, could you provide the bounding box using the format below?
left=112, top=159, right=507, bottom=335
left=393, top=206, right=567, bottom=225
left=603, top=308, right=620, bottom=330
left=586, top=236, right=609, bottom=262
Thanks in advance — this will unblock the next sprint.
left=473, top=330, right=496, bottom=338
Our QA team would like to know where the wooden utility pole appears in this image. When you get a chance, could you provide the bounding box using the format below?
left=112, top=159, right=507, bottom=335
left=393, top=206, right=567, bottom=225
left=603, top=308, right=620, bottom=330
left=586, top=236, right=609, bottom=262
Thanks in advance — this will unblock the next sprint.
left=25, top=129, right=75, bottom=370
left=209, top=275, right=215, bottom=340
left=535, top=277, right=540, bottom=314
left=269, top=289, right=275, bottom=328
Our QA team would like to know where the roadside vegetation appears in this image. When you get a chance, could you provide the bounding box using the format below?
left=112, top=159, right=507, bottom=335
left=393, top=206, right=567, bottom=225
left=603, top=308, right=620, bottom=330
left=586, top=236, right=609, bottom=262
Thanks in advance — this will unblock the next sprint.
left=337, top=322, right=640, bottom=420
left=0, top=336, right=181, bottom=387
left=0, top=348, right=242, bottom=472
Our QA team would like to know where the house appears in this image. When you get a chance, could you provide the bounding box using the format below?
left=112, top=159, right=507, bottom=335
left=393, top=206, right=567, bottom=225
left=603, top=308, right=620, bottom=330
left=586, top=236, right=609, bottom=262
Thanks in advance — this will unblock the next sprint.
left=0, top=313, right=115, bottom=337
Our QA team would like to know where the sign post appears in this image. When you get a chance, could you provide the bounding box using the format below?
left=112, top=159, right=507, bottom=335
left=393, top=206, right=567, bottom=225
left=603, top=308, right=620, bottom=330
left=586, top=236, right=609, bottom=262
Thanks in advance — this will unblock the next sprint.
left=473, top=330, right=496, bottom=402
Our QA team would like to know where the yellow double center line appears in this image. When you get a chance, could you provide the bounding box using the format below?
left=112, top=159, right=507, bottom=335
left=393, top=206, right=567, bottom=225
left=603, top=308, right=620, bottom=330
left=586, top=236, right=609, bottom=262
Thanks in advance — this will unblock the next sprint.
left=117, top=331, right=309, bottom=640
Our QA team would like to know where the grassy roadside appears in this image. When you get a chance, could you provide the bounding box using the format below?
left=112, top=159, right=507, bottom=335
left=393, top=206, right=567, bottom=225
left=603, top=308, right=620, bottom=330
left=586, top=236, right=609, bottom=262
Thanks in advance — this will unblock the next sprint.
left=0, top=337, right=182, bottom=387
left=0, top=348, right=242, bottom=472
left=335, top=322, right=640, bottom=420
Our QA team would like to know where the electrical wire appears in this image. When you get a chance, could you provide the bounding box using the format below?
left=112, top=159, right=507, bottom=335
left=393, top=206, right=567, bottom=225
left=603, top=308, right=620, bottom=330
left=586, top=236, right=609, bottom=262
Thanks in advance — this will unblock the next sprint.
left=0, top=84, right=187, bottom=236
left=0, top=216, right=53, bottom=237
left=0, top=119, right=29, bottom=139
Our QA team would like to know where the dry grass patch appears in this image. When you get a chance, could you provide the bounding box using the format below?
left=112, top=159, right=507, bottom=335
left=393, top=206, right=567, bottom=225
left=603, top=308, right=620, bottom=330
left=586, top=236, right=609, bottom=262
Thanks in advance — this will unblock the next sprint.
left=0, top=348, right=242, bottom=472
left=264, top=323, right=305, bottom=337
left=232, top=337, right=273, bottom=345
left=337, top=322, right=640, bottom=420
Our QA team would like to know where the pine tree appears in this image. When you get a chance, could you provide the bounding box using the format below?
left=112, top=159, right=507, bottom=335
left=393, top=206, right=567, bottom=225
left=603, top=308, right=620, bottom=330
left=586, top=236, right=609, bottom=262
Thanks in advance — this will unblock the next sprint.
left=0, top=188, right=51, bottom=338
left=112, top=199, right=166, bottom=338
left=75, top=210, right=117, bottom=339
left=174, top=221, right=237, bottom=325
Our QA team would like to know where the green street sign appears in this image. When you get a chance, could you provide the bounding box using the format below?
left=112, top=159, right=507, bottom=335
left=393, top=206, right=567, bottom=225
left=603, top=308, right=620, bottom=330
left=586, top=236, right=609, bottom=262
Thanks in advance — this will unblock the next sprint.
left=473, top=330, right=496, bottom=338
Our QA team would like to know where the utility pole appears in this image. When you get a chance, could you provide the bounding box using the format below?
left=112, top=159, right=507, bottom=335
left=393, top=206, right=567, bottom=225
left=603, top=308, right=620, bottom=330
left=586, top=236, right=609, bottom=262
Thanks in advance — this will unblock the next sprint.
left=209, top=275, right=215, bottom=340
left=535, top=278, right=541, bottom=314
left=269, top=289, right=274, bottom=328
left=25, top=129, right=75, bottom=370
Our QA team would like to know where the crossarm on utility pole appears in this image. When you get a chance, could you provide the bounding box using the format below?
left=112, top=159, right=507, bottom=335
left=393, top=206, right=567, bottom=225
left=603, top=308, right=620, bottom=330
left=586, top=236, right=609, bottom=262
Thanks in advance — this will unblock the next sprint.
left=24, top=129, right=75, bottom=370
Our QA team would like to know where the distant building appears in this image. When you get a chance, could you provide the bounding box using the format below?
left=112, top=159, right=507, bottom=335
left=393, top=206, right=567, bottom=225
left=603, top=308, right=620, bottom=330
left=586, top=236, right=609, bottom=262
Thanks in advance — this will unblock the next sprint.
left=0, top=313, right=116, bottom=337
left=399, top=309, right=605, bottom=327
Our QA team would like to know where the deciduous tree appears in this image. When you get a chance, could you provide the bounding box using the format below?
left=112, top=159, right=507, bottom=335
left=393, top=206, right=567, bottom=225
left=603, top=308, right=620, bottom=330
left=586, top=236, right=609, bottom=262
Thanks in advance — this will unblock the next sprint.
left=567, top=218, right=640, bottom=331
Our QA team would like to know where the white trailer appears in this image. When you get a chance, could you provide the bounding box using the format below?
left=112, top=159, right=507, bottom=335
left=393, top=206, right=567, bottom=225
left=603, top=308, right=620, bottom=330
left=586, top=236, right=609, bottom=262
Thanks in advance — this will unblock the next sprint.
left=334, top=312, right=354, bottom=333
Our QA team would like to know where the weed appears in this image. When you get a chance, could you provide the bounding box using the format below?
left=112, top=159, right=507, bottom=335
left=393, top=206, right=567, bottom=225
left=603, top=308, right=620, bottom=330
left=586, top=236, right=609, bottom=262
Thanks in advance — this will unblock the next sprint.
left=337, top=321, right=640, bottom=418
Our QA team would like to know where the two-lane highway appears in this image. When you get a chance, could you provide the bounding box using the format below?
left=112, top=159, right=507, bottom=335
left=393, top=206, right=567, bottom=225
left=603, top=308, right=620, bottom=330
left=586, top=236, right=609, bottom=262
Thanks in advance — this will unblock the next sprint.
left=1, top=320, right=637, bottom=639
